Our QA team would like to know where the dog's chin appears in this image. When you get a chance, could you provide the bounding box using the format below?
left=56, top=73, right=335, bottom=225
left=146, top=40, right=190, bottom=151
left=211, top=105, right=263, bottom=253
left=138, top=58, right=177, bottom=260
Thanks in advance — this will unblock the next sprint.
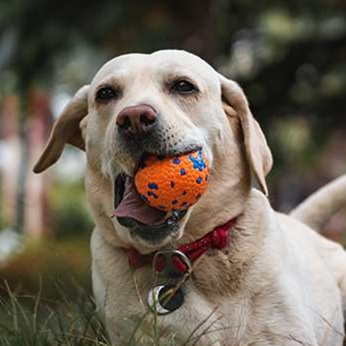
left=116, top=210, right=188, bottom=249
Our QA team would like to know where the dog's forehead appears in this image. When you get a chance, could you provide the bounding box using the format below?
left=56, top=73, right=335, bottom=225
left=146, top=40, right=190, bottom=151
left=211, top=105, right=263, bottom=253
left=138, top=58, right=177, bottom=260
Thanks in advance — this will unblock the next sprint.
left=91, top=50, right=219, bottom=86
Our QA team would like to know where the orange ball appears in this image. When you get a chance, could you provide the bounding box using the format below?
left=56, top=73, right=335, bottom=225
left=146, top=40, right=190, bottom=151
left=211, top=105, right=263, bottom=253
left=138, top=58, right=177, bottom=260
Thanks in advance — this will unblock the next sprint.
left=134, top=149, right=209, bottom=212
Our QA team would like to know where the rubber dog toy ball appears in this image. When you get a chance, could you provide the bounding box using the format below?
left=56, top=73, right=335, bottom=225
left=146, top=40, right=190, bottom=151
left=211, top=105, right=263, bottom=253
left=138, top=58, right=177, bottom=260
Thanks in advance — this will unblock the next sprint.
left=134, top=149, right=209, bottom=212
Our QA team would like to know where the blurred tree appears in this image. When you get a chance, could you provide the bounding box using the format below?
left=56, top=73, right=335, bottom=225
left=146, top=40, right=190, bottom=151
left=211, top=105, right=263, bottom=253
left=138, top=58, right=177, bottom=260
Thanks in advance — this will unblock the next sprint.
left=0, top=0, right=127, bottom=234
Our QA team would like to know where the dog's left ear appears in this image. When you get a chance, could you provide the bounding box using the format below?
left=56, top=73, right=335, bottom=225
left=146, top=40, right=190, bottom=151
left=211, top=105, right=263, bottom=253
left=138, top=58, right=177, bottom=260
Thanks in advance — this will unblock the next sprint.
left=33, top=85, right=89, bottom=174
left=219, top=74, right=272, bottom=196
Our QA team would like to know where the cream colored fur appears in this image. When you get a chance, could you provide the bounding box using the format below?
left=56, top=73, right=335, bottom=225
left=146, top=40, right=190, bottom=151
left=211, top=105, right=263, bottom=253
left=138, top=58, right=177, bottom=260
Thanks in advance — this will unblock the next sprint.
left=291, top=175, right=346, bottom=231
left=34, top=50, right=346, bottom=345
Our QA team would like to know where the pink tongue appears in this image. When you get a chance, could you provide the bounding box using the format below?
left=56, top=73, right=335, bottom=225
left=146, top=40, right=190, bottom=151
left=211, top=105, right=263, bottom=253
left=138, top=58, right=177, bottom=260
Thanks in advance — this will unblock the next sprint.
left=113, top=177, right=166, bottom=225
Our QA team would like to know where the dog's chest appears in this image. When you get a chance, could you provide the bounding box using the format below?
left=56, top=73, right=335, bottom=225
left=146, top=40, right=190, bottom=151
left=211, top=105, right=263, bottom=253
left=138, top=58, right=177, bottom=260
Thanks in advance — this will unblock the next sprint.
left=94, top=258, right=253, bottom=344
left=92, top=241, right=320, bottom=346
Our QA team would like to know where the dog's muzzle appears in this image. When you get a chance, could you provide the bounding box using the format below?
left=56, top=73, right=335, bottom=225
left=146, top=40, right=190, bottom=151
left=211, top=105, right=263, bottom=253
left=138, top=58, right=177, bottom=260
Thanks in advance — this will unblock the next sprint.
left=112, top=174, right=187, bottom=243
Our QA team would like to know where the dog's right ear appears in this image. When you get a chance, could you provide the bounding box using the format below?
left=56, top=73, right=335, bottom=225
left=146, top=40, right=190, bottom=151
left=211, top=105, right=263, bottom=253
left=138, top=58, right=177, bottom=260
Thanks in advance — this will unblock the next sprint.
left=33, top=85, right=89, bottom=174
left=219, top=75, right=272, bottom=196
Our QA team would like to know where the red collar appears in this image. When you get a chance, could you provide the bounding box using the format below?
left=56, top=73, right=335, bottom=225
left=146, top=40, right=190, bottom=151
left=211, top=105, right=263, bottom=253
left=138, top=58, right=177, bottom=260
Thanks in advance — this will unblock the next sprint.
left=124, top=218, right=236, bottom=274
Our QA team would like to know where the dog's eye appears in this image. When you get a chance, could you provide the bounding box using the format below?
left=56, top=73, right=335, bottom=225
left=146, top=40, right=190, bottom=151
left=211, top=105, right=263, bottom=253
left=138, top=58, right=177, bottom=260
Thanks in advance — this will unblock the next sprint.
left=96, top=86, right=118, bottom=101
left=171, top=80, right=197, bottom=93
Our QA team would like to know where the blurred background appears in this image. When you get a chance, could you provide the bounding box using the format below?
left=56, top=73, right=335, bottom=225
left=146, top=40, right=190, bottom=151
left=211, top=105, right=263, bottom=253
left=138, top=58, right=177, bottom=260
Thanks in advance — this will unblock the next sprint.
left=0, top=0, right=345, bottom=340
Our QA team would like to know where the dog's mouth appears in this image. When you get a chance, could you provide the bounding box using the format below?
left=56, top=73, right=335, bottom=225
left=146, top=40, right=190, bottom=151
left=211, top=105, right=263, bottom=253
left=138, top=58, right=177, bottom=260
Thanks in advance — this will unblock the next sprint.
left=114, top=173, right=188, bottom=225
left=112, top=151, right=194, bottom=243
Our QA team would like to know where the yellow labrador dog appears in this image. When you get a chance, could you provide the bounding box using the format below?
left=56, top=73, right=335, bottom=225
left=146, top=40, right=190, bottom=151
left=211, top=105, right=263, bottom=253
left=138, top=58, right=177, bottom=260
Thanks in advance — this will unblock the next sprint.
left=34, top=50, right=346, bottom=345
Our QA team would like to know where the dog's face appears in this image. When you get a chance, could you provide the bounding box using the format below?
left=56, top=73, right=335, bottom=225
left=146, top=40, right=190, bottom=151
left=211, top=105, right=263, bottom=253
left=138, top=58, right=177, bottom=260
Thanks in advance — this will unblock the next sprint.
left=34, top=50, right=272, bottom=252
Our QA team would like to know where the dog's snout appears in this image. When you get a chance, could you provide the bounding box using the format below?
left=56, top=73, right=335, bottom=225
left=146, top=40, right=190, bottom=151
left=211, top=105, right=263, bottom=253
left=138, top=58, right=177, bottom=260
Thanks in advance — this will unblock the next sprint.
left=116, top=104, right=157, bottom=136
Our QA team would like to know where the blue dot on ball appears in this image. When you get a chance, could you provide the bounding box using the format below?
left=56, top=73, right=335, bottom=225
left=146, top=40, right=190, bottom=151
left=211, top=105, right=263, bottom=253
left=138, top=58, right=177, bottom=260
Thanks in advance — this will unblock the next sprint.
left=148, top=183, right=159, bottom=190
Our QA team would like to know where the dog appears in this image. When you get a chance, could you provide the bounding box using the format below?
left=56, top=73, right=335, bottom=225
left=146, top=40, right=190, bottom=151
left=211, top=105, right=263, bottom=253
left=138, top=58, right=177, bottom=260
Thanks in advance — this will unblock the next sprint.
left=34, top=50, right=346, bottom=345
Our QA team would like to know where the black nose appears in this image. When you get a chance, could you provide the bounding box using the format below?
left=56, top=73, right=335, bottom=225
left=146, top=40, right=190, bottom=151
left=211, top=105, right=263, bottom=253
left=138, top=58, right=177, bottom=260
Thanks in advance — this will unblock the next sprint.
left=116, top=104, right=157, bottom=136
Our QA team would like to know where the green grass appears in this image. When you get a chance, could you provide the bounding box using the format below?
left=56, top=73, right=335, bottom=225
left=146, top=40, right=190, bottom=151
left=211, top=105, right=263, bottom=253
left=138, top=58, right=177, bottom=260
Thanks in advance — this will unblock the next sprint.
left=0, top=282, right=109, bottom=346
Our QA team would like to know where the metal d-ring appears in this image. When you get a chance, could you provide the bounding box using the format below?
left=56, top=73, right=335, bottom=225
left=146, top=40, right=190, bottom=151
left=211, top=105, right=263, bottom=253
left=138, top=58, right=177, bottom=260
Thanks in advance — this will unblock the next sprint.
left=152, top=250, right=192, bottom=278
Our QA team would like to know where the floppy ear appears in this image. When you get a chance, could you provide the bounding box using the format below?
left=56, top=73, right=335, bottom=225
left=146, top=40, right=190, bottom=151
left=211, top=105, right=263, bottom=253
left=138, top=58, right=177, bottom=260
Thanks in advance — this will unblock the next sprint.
left=219, top=75, right=272, bottom=196
left=33, top=85, right=89, bottom=173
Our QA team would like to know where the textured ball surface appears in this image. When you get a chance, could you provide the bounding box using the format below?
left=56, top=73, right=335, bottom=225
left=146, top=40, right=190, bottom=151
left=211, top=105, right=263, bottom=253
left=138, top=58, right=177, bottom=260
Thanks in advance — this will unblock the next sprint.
left=135, top=149, right=209, bottom=212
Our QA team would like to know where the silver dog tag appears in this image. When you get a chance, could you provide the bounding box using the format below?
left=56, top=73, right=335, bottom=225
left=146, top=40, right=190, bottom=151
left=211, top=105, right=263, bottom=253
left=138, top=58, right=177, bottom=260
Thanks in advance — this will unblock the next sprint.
left=147, top=285, right=184, bottom=315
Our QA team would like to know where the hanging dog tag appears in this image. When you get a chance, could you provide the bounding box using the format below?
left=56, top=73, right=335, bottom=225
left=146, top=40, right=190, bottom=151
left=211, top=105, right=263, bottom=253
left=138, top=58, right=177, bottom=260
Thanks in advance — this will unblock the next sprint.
left=147, top=285, right=184, bottom=315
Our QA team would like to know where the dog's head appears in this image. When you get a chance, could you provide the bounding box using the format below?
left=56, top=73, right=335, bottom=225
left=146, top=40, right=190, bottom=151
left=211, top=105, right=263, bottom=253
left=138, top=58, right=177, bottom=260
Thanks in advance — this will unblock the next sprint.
left=34, top=50, right=272, bottom=252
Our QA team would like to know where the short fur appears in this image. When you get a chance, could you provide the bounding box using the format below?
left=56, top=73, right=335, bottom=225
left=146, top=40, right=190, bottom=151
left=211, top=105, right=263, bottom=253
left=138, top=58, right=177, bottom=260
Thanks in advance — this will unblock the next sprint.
left=34, top=50, right=346, bottom=345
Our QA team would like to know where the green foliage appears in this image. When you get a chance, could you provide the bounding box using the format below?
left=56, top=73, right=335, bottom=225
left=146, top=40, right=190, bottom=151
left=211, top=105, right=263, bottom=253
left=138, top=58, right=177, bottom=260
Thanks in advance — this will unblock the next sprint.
left=0, top=238, right=91, bottom=299
left=50, top=182, right=93, bottom=238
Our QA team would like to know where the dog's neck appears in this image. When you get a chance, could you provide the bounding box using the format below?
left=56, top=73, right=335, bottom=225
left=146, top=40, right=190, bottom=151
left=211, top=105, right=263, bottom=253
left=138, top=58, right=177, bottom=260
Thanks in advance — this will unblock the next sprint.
left=188, top=189, right=272, bottom=297
left=123, top=217, right=237, bottom=274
